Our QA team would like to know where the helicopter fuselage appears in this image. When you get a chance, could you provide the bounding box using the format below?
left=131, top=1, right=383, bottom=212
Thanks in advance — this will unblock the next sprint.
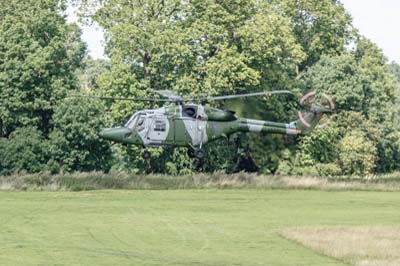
left=98, top=104, right=305, bottom=148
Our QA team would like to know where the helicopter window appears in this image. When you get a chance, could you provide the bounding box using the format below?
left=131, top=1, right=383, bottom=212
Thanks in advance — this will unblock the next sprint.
left=136, top=115, right=146, bottom=132
left=182, top=105, right=198, bottom=118
left=125, top=115, right=138, bottom=130
left=154, top=120, right=166, bottom=132
left=137, top=116, right=145, bottom=126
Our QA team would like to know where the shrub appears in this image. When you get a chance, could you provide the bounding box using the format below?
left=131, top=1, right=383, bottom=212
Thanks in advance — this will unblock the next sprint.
left=0, top=127, right=48, bottom=175
left=276, top=161, right=293, bottom=175
left=338, top=131, right=377, bottom=175
left=295, top=126, right=340, bottom=166
left=315, top=163, right=342, bottom=177
left=48, top=98, right=113, bottom=172
left=291, top=166, right=319, bottom=176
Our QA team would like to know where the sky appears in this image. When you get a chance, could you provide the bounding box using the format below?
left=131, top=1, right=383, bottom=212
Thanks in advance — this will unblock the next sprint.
left=68, top=1, right=400, bottom=63
left=66, top=5, right=105, bottom=59
left=341, top=0, right=400, bottom=63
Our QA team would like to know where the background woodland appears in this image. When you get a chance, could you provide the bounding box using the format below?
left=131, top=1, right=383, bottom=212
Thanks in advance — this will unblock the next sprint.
left=1, top=0, right=400, bottom=176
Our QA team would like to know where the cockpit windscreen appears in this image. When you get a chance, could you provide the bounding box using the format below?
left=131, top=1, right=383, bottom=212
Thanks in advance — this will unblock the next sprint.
left=125, top=112, right=147, bottom=131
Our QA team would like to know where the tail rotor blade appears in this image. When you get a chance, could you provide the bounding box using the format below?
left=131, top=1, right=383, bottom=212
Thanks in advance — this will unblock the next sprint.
left=297, top=91, right=336, bottom=129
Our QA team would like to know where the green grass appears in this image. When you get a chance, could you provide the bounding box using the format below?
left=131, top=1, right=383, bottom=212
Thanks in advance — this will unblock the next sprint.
left=1, top=189, right=400, bottom=265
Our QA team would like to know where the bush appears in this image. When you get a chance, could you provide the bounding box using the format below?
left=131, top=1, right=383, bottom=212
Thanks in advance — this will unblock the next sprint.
left=295, top=126, right=340, bottom=166
left=0, top=127, right=48, bottom=175
left=276, top=161, right=293, bottom=175
left=291, top=166, right=319, bottom=176
left=315, top=163, right=342, bottom=177
left=338, top=131, right=377, bottom=175
left=375, top=131, right=400, bottom=173
left=48, top=98, right=113, bottom=172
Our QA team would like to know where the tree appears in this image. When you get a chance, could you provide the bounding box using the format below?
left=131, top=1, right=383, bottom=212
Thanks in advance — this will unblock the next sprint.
left=338, top=131, right=377, bottom=176
left=300, top=43, right=396, bottom=126
left=73, top=0, right=400, bottom=175
left=296, top=37, right=399, bottom=174
left=295, top=125, right=340, bottom=167
left=80, top=0, right=305, bottom=96
left=0, top=127, right=48, bottom=175
left=354, top=37, right=396, bottom=124
left=300, top=54, right=364, bottom=112
left=76, top=0, right=307, bottom=173
left=77, top=58, right=111, bottom=91
left=48, top=98, right=113, bottom=172
left=269, top=0, right=354, bottom=68
left=389, top=62, right=400, bottom=82
left=0, top=0, right=85, bottom=137
left=388, top=61, right=400, bottom=129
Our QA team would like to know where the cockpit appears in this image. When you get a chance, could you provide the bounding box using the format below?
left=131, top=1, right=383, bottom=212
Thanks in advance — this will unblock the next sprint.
left=125, top=112, right=147, bottom=132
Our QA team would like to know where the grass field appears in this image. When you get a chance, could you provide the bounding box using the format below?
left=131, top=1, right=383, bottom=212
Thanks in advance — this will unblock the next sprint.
left=1, top=189, right=400, bottom=266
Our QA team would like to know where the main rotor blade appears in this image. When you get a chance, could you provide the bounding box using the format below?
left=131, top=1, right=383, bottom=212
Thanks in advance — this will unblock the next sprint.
left=68, top=94, right=172, bottom=102
left=189, top=90, right=293, bottom=101
left=68, top=90, right=293, bottom=103
left=153, top=90, right=183, bottom=101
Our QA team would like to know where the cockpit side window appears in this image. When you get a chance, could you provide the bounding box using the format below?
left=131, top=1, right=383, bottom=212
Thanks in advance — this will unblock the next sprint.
left=182, top=105, right=198, bottom=118
left=136, top=115, right=146, bottom=132
left=125, top=113, right=147, bottom=131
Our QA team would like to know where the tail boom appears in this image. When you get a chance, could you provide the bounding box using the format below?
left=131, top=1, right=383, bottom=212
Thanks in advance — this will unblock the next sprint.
left=237, top=111, right=326, bottom=136
left=238, top=119, right=302, bottom=135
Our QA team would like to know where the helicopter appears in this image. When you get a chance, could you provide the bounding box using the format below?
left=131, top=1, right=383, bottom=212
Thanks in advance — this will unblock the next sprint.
left=71, top=90, right=335, bottom=160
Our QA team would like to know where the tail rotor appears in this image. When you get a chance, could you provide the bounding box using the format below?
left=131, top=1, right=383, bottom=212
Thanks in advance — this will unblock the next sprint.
left=297, top=91, right=335, bottom=131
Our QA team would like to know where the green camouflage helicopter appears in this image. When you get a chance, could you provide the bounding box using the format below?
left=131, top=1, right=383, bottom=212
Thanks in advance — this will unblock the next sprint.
left=73, top=90, right=335, bottom=160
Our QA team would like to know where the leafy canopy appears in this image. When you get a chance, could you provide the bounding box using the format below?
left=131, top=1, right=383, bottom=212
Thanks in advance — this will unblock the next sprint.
left=0, top=0, right=85, bottom=137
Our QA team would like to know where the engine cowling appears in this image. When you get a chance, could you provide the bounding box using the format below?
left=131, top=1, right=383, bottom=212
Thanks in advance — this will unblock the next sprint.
left=205, top=107, right=237, bottom=121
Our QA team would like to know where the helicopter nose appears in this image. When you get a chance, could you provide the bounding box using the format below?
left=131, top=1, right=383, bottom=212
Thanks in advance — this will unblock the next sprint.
left=98, top=127, right=131, bottom=142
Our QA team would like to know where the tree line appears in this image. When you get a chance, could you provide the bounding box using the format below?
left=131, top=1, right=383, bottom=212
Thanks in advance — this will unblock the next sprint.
left=1, top=0, right=399, bottom=176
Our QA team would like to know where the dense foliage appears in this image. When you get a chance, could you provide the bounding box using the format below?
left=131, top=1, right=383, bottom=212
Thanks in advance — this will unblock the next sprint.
left=48, top=98, right=113, bottom=173
left=1, top=0, right=400, bottom=176
left=0, top=0, right=85, bottom=137
left=0, top=0, right=112, bottom=175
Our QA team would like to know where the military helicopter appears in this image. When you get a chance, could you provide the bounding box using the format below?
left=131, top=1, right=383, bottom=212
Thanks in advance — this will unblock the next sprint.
left=72, top=90, right=335, bottom=160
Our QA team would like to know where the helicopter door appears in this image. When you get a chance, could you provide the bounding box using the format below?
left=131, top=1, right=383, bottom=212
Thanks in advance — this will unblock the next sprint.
left=181, top=105, right=202, bottom=146
left=147, top=115, right=169, bottom=144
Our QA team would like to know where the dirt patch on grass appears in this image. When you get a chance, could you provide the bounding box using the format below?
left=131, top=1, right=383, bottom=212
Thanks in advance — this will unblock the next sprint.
left=279, top=226, right=400, bottom=266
